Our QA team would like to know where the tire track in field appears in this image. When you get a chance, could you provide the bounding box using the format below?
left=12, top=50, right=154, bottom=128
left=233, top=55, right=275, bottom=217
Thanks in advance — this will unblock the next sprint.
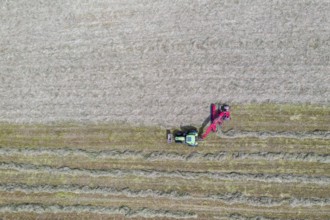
left=0, top=184, right=329, bottom=208
left=222, top=130, right=330, bottom=139
left=0, top=204, right=197, bottom=219
left=1, top=162, right=329, bottom=185
left=1, top=147, right=329, bottom=163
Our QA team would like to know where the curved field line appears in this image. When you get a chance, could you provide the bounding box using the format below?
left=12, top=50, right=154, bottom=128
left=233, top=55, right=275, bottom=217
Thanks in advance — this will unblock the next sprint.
left=0, top=204, right=197, bottom=219
left=1, top=162, right=329, bottom=185
left=0, top=184, right=329, bottom=208
left=1, top=147, right=329, bottom=163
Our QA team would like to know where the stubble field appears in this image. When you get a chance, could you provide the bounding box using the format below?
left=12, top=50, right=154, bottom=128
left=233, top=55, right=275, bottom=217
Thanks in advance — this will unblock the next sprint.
left=0, top=0, right=329, bottom=219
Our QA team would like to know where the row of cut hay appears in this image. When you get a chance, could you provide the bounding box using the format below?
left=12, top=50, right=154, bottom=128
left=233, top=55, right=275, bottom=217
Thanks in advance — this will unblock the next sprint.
left=0, top=151, right=329, bottom=176
left=0, top=190, right=329, bottom=220
left=1, top=146, right=329, bottom=163
left=1, top=169, right=329, bottom=199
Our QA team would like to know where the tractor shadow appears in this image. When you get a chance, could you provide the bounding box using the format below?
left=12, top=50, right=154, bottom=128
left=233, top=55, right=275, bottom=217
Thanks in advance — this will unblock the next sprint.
left=172, top=125, right=198, bottom=137
left=180, top=125, right=198, bottom=133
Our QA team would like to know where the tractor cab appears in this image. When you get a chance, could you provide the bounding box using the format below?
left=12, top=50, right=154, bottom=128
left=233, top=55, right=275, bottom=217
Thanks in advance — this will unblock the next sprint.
left=174, top=130, right=198, bottom=147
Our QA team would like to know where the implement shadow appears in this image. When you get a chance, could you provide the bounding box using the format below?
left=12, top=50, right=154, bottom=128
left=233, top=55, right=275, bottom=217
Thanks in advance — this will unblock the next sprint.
left=198, top=115, right=211, bottom=137
left=198, top=103, right=215, bottom=137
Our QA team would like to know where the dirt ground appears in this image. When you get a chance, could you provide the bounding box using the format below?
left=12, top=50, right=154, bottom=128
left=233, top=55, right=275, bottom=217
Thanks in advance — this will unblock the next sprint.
left=0, top=0, right=329, bottom=126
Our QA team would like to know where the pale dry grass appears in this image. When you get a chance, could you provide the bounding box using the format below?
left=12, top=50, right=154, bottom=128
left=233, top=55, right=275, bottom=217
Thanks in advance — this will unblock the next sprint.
left=0, top=0, right=329, bottom=126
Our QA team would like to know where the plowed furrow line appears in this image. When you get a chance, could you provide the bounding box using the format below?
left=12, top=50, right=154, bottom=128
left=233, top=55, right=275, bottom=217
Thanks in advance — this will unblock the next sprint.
left=0, top=184, right=329, bottom=208
left=1, top=147, right=329, bottom=163
left=1, top=162, right=329, bottom=185
left=0, top=204, right=197, bottom=219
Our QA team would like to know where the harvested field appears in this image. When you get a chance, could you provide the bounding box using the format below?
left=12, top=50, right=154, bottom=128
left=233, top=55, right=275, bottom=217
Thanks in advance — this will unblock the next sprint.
left=0, top=105, right=330, bottom=219
left=1, top=0, right=330, bottom=219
